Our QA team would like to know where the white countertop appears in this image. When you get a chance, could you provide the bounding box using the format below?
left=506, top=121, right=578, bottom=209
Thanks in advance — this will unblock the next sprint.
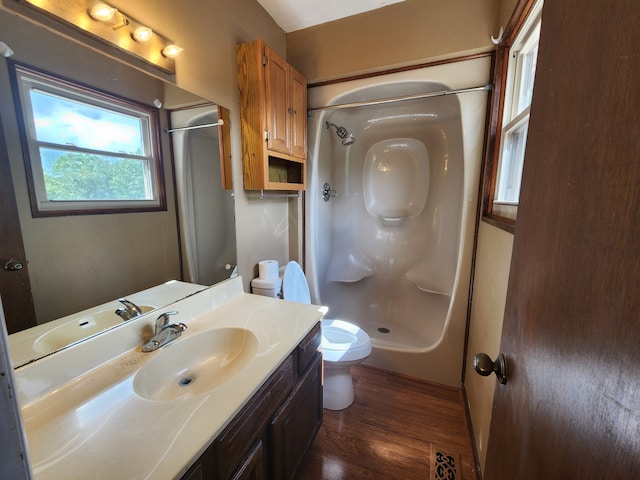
left=14, top=277, right=323, bottom=480
left=9, top=280, right=207, bottom=368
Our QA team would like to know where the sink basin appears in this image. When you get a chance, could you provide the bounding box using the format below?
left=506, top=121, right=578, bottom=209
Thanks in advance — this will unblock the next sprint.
left=33, top=306, right=155, bottom=354
left=133, top=328, right=258, bottom=402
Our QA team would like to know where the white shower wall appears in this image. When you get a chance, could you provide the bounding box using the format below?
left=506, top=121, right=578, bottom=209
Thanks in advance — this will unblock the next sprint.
left=306, top=57, right=490, bottom=386
left=170, top=106, right=236, bottom=286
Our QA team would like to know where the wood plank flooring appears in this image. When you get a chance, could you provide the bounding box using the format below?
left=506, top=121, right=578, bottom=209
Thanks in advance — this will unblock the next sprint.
left=295, top=365, right=478, bottom=480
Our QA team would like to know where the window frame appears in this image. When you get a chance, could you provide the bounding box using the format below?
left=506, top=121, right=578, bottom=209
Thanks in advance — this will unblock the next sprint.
left=482, top=0, right=543, bottom=233
left=8, top=61, right=166, bottom=217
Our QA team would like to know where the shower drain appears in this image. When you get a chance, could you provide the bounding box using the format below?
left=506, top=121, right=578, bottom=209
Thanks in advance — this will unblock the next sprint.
left=178, top=376, right=194, bottom=387
left=377, top=327, right=390, bottom=334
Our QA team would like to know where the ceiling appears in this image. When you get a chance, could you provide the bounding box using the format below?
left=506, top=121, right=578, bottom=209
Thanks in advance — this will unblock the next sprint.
left=257, top=0, right=406, bottom=33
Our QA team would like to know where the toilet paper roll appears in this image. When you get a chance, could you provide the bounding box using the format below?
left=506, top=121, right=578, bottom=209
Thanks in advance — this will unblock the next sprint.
left=258, top=260, right=279, bottom=279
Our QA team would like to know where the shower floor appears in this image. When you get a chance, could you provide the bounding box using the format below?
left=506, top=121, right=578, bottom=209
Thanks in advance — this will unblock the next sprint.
left=325, top=285, right=451, bottom=350
left=366, top=300, right=448, bottom=350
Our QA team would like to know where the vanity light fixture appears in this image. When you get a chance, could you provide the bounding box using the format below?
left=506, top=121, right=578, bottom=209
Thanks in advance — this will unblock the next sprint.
left=132, top=26, right=153, bottom=42
left=162, top=44, right=183, bottom=58
left=19, top=0, right=181, bottom=74
left=89, top=3, right=116, bottom=22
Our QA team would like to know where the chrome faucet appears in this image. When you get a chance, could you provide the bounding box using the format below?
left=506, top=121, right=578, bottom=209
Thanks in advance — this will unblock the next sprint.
left=115, top=298, right=143, bottom=321
left=142, top=311, right=187, bottom=352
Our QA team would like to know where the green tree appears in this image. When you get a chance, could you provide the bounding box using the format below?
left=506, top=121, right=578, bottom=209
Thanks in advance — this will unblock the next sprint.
left=44, top=153, right=147, bottom=201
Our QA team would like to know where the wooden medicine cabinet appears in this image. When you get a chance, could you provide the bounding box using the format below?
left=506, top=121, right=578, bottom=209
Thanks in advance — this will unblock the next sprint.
left=237, top=39, right=307, bottom=191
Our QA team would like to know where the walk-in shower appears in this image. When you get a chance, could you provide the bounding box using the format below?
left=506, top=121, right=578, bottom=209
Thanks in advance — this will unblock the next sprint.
left=169, top=105, right=236, bottom=286
left=306, top=57, right=491, bottom=386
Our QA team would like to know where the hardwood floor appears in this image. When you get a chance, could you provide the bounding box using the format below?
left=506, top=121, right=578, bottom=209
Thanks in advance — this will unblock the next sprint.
left=295, top=365, right=478, bottom=480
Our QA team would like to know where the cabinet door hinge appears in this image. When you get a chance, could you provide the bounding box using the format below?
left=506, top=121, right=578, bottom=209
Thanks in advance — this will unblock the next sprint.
left=264, top=129, right=270, bottom=141
left=262, top=54, right=268, bottom=65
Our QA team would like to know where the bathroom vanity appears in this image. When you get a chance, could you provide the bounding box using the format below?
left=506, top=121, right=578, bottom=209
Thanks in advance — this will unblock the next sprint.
left=13, top=277, right=324, bottom=479
left=182, top=323, right=322, bottom=480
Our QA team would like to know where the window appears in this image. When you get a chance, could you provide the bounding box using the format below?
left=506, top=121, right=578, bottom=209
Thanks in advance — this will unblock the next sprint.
left=10, top=62, right=165, bottom=216
left=483, top=0, right=543, bottom=229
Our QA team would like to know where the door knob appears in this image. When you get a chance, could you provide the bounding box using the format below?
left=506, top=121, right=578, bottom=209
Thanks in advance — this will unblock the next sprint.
left=473, top=352, right=508, bottom=384
left=4, top=259, right=24, bottom=271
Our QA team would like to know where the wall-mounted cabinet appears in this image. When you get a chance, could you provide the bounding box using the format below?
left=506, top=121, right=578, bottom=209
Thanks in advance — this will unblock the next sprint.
left=237, top=39, right=307, bottom=191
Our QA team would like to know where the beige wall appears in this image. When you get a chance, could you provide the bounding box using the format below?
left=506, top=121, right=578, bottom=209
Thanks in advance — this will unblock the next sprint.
left=464, top=222, right=513, bottom=470
left=463, top=1, right=519, bottom=473
left=500, top=0, right=520, bottom=28
left=286, top=0, right=500, bottom=83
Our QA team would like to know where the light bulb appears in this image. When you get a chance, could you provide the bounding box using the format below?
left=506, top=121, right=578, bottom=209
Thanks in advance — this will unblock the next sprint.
left=89, top=3, right=116, bottom=21
left=162, top=44, right=183, bottom=58
left=132, top=26, right=153, bottom=42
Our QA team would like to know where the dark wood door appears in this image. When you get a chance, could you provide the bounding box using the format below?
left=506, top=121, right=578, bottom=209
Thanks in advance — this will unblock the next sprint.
left=484, top=1, right=640, bottom=478
left=0, top=110, right=36, bottom=334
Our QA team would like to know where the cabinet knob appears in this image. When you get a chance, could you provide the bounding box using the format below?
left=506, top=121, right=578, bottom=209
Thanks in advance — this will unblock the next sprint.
left=4, top=259, right=24, bottom=271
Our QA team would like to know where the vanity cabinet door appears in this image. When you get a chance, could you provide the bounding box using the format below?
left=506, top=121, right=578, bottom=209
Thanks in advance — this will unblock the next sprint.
left=181, top=463, right=204, bottom=480
left=230, top=440, right=265, bottom=480
left=269, top=352, right=323, bottom=480
left=296, top=323, right=321, bottom=376
left=214, top=355, right=294, bottom=479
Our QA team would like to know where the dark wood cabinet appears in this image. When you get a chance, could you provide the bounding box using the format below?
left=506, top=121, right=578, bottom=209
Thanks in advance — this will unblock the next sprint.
left=269, top=353, right=323, bottom=480
left=180, top=323, right=322, bottom=480
left=230, top=440, right=265, bottom=480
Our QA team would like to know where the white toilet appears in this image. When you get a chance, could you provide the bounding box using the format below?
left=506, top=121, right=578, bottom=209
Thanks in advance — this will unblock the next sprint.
left=252, top=261, right=372, bottom=410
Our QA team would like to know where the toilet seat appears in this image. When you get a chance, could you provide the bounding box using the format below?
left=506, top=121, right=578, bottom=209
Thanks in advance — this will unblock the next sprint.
left=322, top=319, right=372, bottom=363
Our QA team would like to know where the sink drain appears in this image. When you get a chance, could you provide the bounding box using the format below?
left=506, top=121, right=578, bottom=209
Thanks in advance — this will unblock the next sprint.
left=178, top=376, right=194, bottom=387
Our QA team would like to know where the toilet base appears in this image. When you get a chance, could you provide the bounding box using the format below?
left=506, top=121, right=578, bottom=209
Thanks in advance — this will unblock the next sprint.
left=323, top=364, right=356, bottom=410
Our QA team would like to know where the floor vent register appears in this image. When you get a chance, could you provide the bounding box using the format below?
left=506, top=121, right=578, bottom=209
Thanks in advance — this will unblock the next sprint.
left=430, top=444, right=461, bottom=480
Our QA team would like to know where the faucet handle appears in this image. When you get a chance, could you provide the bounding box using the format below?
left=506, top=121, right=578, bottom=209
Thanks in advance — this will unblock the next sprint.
left=156, top=311, right=178, bottom=330
left=115, top=298, right=143, bottom=320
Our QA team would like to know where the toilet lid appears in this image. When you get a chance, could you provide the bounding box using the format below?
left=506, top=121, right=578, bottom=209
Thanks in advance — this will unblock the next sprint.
left=282, top=261, right=311, bottom=304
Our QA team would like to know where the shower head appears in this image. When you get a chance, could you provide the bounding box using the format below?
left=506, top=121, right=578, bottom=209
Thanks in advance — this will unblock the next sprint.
left=326, top=121, right=355, bottom=146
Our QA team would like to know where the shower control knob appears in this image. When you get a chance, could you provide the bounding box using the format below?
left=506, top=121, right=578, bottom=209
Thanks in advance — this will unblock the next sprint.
left=473, top=352, right=508, bottom=384
left=322, top=183, right=337, bottom=202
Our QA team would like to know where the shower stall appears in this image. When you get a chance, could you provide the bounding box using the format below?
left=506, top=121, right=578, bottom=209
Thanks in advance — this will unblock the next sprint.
left=306, top=57, right=491, bottom=386
left=170, top=105, right=236, bottom=286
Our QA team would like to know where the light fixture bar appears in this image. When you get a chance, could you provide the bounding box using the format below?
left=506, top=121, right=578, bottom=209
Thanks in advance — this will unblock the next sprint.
left=19, top=0, right=180, bottom=74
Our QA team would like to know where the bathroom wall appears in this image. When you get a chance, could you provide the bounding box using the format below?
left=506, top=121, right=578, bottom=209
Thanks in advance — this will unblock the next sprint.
left=464, top=0, right=518, bottom=472
left=286, top=0, right=501, bottom=83
left=464, top=222, right=513, bottom=469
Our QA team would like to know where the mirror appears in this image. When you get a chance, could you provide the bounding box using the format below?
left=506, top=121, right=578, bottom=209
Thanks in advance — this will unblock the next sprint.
left=0, top=9, right=237, bottom=368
